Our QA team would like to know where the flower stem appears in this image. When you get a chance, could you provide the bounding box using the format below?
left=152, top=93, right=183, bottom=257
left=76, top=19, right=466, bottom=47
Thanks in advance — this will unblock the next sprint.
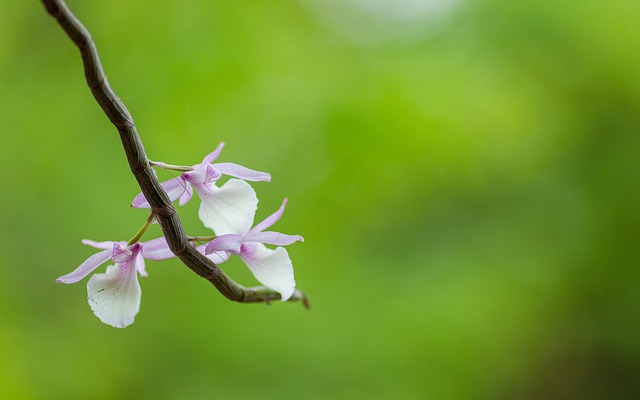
left=187, top=235, right=216, bottom=243
left=150, top=161, right=194, bottom=172
left=127, top=212, right=155, bottom=245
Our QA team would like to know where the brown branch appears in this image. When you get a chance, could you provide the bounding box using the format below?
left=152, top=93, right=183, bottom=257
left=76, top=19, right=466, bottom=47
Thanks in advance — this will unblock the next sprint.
left=41, top=0, right=308, bottom=307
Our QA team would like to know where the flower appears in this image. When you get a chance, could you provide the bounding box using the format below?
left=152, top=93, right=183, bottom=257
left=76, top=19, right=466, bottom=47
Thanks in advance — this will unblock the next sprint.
left=131, top=142, right=270, bottom=235
left=205, top=198, right=303, bottom=300
left=56, top=238, right=175, bottom=328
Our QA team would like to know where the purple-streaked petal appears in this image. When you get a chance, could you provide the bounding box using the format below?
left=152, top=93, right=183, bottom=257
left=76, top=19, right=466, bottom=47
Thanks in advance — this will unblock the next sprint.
left=214, top=162, right=271, bottom=182
left=244, top=231, right=304, bottom=246
left=56, top=249, right=112, bottom=284
left=204, top=234, right=244, bottom=255
left=240, top=243, right=296, bottom=301
left=111, top=242, right=131, bottom=263
left=87, top=262, right=141, bottom=328
left=141, top=237, right=175, bottom=260
left=81, top=239, right=114, bottom=250
left=197, top=179, right=258, bottom=235
left=202, top=142, right=225, bottom=164
left=111, top=242, right=141, bottom=264
left=136, top=252, right=148, bottom=277
left=182, top=165, right=209, bottom=185
left=131, top=178, right=190, bottom=208
left=204, top=164, right=223, bottom=183
left=250, top=198, right=288, bottom=234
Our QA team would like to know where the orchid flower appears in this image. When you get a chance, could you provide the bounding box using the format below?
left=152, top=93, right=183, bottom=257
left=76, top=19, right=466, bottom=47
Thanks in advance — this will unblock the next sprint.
left=205, top=198, right=303, bottom=301
left=56, top=238, right=175, bottom=328
left=131, top=142, right=270, bottom=235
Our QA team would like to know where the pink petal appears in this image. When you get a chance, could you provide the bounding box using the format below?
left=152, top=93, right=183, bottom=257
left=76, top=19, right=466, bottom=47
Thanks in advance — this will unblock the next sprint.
left=204, top=234, right=244, bottom=255
left=178, top=185, right=194, bottom=206
left=214, top=163, right=271, bottom=182
left=206, top=251, right=230, bottom=264
left=136, top=252, right=148, bottom=277
left=204, top=164, right=223, bottom=183
left=131, top=178, right=190, bottom=208
left=141, top=237, right=175, bottom=260
left=81, top=239, right=114, bottom=250
left=245, top=231, right=304, bottom=246
left=130, top=191, right=150, bottom=208
left=182, top=165, right=210, bottom=185
left=56, top=249, right=112, bottom=284
left=163, top=178, right=192, bottom=202
left=194, top=244, right=230, bottom=264
left=250, top=198, right=288, bottom=234
left=202, top=142, right=225, bottom=164
left=111, top=242, right=141, bottom=264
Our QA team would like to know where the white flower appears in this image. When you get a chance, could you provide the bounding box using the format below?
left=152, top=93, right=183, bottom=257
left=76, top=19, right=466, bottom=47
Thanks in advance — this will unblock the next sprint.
left=57, top=238, right=175, bottom=328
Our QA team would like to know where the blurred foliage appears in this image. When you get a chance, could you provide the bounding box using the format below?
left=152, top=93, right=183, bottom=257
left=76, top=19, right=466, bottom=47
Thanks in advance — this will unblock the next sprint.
left=1, top=0, right=639, bottom=398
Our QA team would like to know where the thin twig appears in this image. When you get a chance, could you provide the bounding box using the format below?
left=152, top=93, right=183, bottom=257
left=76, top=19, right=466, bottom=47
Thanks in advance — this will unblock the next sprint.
left=150, top=161, right=195, bottom=172
left=41, top=0, right=308, bottom=307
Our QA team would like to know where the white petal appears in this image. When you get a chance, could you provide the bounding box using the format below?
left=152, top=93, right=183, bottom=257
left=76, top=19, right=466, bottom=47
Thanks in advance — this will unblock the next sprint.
left=87, top=262, right=141, bottom=328
left=197, top=179, right=257, bottom=235
left=240, top=243, right=296, bottom=301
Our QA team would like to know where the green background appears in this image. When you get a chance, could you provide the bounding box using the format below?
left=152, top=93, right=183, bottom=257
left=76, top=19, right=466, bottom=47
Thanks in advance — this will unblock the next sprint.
left=1, top=0, right=639, bottom=398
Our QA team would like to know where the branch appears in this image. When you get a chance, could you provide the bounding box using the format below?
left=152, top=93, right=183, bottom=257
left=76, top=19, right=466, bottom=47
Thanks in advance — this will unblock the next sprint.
left=41, top=0, right=308, bottom=307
